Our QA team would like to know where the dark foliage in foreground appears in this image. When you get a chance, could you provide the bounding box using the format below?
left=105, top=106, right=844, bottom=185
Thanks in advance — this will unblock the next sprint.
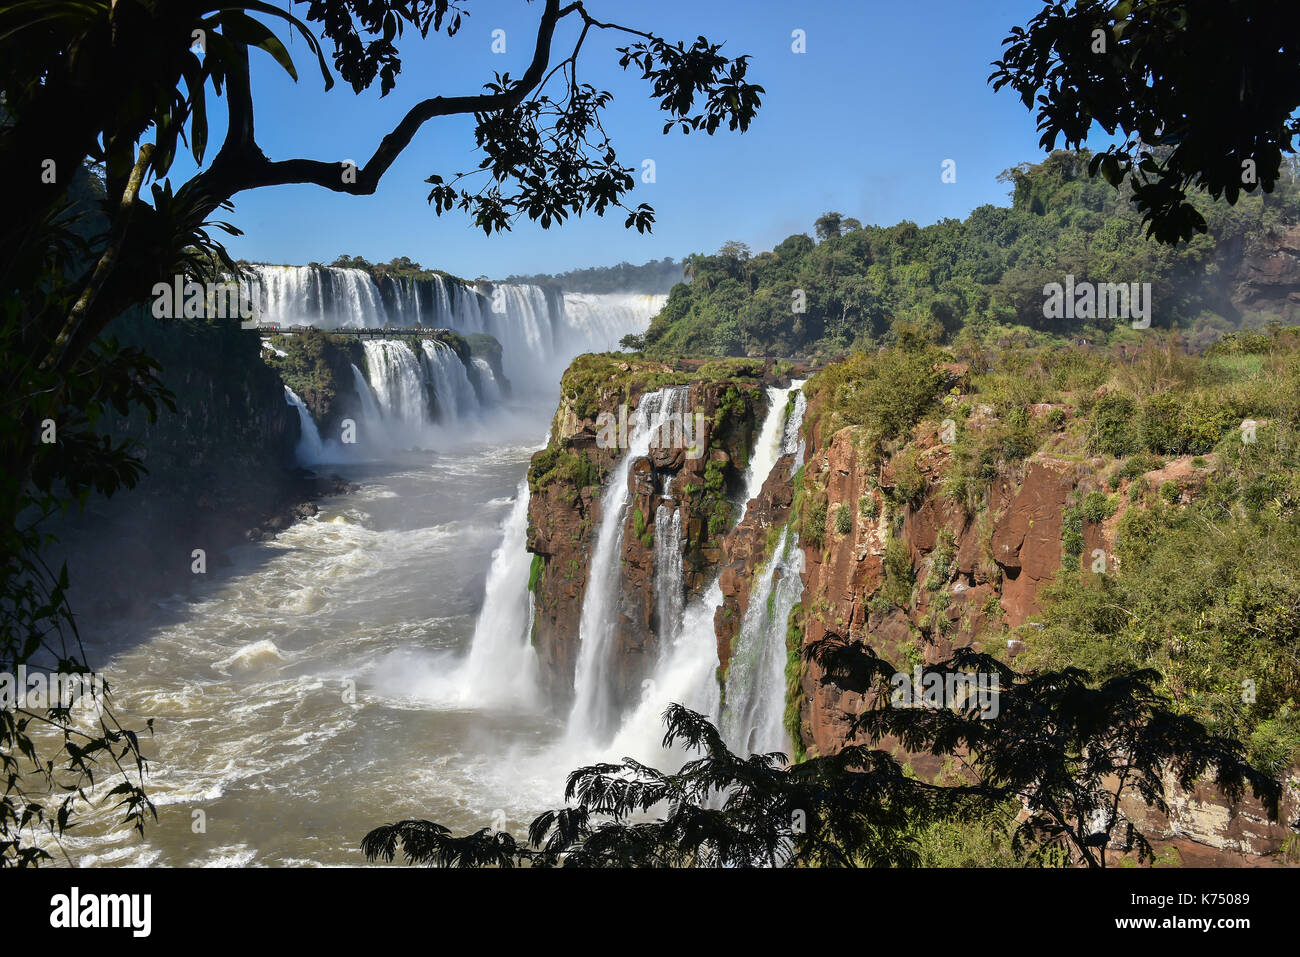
left=364, top=651, right=1281, bottom=868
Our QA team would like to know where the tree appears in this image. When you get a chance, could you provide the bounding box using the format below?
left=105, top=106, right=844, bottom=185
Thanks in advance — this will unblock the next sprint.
left=809, top=642, right=1282, bottom=868
left=0, top=0, right=762, bottom=864
left=330, top=254, right=373, bottom=270
left=362, top=703, right=971, bottom=867
left=814, top=210, right=844, bottom=241
left=991, top=0, right=1300, bottom=243
left=718, top=240, right=751, bottom=260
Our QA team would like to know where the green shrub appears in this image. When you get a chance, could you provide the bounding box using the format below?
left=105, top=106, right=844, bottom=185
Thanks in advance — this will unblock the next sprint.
left=1248, top=707, right=1300, bottom=778
left=1088, top=393, right=1138, bottom=457
left=1118, top=452, right=1165, bottom=479
left=835, top=503, right=853, bottom=535
left=804, top=498, right=828, bottom=548
left=1061, top=506, right=1084, bottom=571
left=878, top=536, right=914, bottom=609
left=1080, top=490, right=1119, bottom=524
left=528, top=446, right=602, bottom=494
left=889, top=449, right=927, bottom=507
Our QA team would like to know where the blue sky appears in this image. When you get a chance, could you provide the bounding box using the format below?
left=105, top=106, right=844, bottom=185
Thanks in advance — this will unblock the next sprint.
left=172, top=0, right=1051, bottom=278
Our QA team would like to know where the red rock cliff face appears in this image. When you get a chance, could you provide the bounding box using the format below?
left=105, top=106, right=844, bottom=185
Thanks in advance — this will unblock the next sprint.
left=780, top=389, right=1298, bottom=861
left=527, top=370, right=769, bottom=707
left=1239, top=224, right=1300, bottom=321
left=789, top=390, right=1107, bottom=760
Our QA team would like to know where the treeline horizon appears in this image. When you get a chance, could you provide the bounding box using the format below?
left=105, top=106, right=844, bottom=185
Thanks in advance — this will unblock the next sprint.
left=635, top=150, right=1300, bottom=358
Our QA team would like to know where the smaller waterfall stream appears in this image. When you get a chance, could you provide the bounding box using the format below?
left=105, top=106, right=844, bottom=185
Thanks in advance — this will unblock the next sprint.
left=283, top=385, right=324, bottom=464
left=720, top=528, right=805, bottom=756
left=419, top=339, right=479, bottom=422
left=351, top=363, right=383, bottom=425
left=472, top=358, right=502, bottom=402
left=456, top=479, right=540, bottom=706
left=654, top=505, right=685, bottom=652
left=567, top=386, right=688, bottom=744
left=719, top=382, right=809, bottom=757
left=362, top=341, right=427, bottom=429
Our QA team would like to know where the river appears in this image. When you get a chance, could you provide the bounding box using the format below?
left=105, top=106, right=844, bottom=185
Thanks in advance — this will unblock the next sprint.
left=62, top=411, right=570, bottom=866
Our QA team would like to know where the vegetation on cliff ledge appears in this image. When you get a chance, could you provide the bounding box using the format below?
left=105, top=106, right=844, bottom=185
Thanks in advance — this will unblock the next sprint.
left=798, top=325, right=1300, bottom=778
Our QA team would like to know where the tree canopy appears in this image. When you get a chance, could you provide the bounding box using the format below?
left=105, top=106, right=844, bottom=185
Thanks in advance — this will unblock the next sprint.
left=990, top=0, right=1300, bottom=243
left=641, top=150, right=1300, bottom=358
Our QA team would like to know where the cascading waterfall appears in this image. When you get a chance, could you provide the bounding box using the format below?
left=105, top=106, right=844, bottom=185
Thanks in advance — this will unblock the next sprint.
left=248, top=264, right=386, bottom=327
left=720, top=382, right=809, bottom=757
left=737, top=381, right=806, bottom=522
left=654, top=505, right=685, bottom=651
left=419, top=339, right=479, bottom=422
left=567, top=386, right=688, bottom=744
left=351, top=363, right=383, bottom=425
left=248, top=265, right=668, bottom=412
left=283, top=385, right=324, bottom=465
left=455, top=479, right=540, bottom=706
left=479, top=284, right=554, bottom=387
left=607, top=381, right=806, bottom=760
left=362, top=341, right=428, bottom=428
left=720, top=528, right=805, bottom=756
left=472, top=358, right=502, bottom=402
left=560, top=292, right=668, bottom=354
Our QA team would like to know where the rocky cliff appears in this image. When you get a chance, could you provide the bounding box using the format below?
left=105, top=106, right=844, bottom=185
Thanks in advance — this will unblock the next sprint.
left=526, top=356, right=791, bottom=705
left=773, top=343, right=1300, bottom=862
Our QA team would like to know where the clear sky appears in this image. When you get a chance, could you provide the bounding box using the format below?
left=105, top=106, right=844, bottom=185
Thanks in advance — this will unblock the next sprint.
left=171, top=0, right=1052, bottom=278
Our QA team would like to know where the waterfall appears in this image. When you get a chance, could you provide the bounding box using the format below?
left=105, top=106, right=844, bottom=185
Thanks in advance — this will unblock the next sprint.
left=654, top=505, right=685, bottom=650
left=472, top=357, right=502, bottom=403
left=607, top=380, right=807, bottom=760
left=480, top=284, right=554, bottom=385
left=351, top=363, right=383, bottom=425
left=720, top=527, right=805, bottom=756
left=739, top=380, right=806, bottom=521
left=560, top=292, right=667, bottom=354
left=456, top=479, right=540, bottom=706
left=567, top=386, right=688, bottom=744
left=283, top=385, right=324, bottom=465
left=719, top=381, right=810, bottom=756
left=247, top=263, right=668, bottom=401
left=419, top=339, right=479, bottom=422
left=362, top=340, right=427, bottom=428
left=248, top=264, right=386, bottom=328
left=783, top=388, right=809, bottom=469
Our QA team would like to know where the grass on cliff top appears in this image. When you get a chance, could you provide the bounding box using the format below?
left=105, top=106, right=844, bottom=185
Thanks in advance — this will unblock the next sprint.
left=558, top=354, right=694, bottom=422
left=557, top=353, right=770, bottom=423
